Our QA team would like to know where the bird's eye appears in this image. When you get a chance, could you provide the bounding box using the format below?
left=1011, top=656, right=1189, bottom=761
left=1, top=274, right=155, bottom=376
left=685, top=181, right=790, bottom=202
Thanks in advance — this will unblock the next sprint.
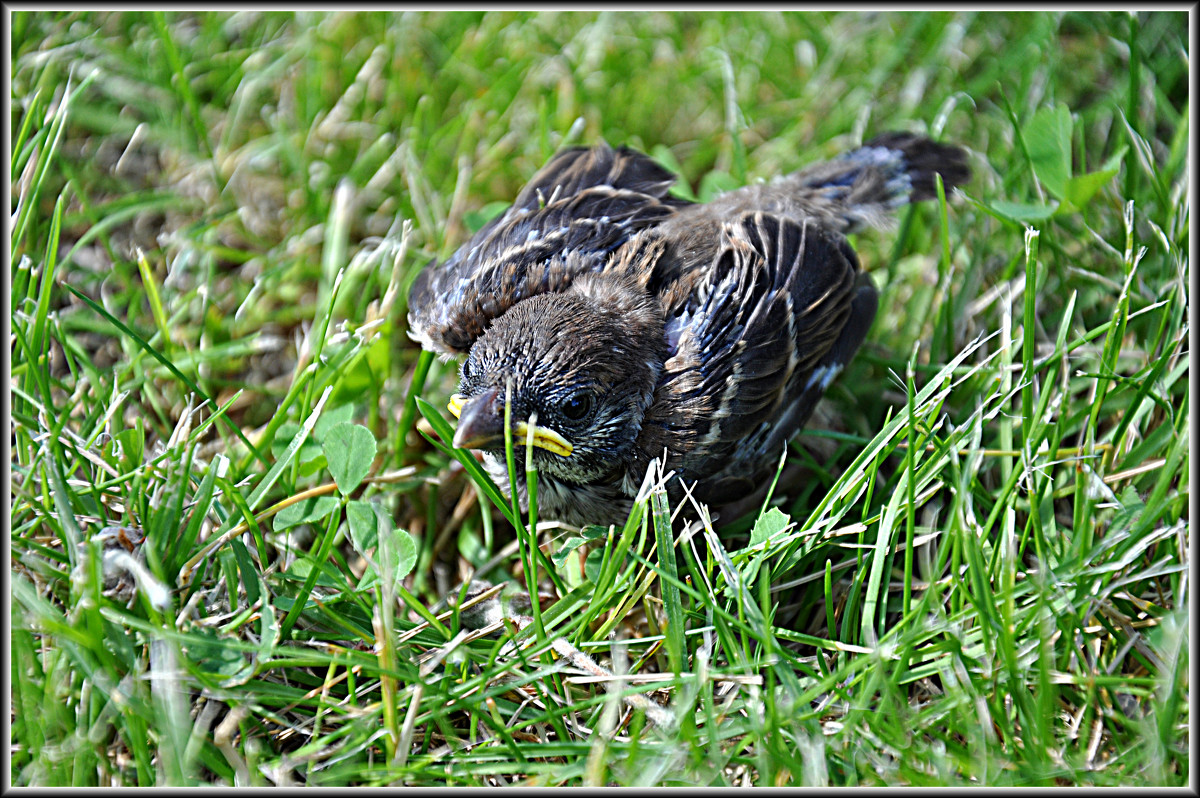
left=460, top=358, right=473, bottom=380
left=560, top=392, right=594, bottom=423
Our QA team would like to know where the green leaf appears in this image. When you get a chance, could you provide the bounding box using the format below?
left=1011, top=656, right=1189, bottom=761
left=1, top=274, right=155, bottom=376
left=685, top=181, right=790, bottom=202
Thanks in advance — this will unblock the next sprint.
left=298, top=456, right=329, bottom=478
left=313, top=403, right=357, bottom=440
left=549, top=527, right=607, bottom=568
left=552, top=533, right=604, bottom=588
left=1058, top=167, right=1119, bottom=214
left=464, top=200, right=511, bottom=232
left=1107, top=486, right=1146, bottom=536
left=380, top=524, right=419, bottom=585
left=271, top=422, right=324, bottom=470
left=650, top=144, right=696, bottom=201
left=323, top=422, right=377, bottom=496
left=281, top=556, right=340, bottom=589
left=1100, top=145, right=1129, bottom=174
left=579, top=524, right=609, bottom=541
left=990, top=200, right=1059, bottom=222
left=1025, top=103, right=1073, bottom=199
left=698, top=170, right=740, bottom=202
left=456, top=525, right=487, bottom=567
left=330, top=346, right=385, bottom=408
left=114, top=424, right=145, bottom=473
left=255, top=577, right=280, bottom=661
left=346, top=499, right=381, bottom=553
left=740, top=507, right=793, bottom=587
left=230, top=537, right=260, bottom=604
left=351, top=501, right=418, bottom=588
left=552, top=537, right=589, bottom=570
left=185, top=626, right=254, bottom=684
left=272, top=496, right=340, bottom=532
left=749, top=507, right=790, bottom=548
left=584, top=548, right=607, bottom=584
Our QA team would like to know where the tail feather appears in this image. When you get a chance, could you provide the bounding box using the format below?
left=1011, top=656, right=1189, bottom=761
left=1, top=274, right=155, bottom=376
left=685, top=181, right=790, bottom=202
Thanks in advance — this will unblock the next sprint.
left=859, top=132, right=971, bottom=201
left=785, top=131, right=971, bottom=232
left=681, top=132, right=971, bottom=238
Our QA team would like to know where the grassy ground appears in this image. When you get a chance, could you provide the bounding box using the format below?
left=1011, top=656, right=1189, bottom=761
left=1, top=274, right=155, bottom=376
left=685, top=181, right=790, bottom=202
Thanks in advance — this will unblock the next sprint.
left=8, top=10, right=1190, bottom=787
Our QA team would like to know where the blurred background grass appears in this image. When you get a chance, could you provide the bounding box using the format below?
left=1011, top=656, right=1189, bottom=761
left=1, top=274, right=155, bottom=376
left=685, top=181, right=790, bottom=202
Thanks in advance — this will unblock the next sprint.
left=9, top=10, right=1190, bottom=787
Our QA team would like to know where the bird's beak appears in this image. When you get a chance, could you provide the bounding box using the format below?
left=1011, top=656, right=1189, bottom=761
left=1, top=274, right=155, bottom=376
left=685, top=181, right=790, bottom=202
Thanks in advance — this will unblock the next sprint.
left=449, top=390, right=574, bottom=457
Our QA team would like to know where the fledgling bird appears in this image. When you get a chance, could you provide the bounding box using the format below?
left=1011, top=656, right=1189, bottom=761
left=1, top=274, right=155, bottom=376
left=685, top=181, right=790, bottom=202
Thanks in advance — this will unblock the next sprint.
left=408, top=132, right=970, bottom=527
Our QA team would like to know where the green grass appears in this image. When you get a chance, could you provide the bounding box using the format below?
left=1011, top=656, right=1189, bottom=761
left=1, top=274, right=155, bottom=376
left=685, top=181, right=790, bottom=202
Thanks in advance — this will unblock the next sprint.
left=9, top=10, right=1189, bottom=787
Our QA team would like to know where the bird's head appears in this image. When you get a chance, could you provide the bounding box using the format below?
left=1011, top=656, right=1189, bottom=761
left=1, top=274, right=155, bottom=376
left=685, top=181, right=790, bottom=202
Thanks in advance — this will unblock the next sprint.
left=448, top=272, right=663, bottom=485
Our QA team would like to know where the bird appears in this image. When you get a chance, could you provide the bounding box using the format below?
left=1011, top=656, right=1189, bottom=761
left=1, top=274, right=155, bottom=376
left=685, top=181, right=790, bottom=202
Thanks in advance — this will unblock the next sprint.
left=407, top=132, right=970, bottom=528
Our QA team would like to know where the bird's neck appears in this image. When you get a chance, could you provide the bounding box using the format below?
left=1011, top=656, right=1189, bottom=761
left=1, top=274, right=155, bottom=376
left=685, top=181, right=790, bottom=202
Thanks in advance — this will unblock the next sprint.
left=481, top=452, right=633, bottom=528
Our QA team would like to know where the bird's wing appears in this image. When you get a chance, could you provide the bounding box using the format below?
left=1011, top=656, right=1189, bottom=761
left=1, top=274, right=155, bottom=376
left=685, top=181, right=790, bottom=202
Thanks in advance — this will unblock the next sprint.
left=636, top=212, right=874, bottom=503
left=408, top=144, right=685, bottom=355
left=657, top=133, right=971, bottom=239
left=508, top=143, right=683, bottom=214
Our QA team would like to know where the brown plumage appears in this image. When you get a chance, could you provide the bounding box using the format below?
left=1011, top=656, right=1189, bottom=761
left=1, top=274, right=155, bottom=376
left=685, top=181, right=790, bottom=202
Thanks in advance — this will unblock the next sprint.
left=408, top=133, right=970, bottom=526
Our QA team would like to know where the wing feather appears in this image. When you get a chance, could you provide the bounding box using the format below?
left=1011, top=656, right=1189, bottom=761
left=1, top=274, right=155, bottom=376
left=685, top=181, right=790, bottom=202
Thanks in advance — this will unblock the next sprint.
left=408, top=144, right=685, bottom=354
left=636, top=212, right=869, bottom=502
